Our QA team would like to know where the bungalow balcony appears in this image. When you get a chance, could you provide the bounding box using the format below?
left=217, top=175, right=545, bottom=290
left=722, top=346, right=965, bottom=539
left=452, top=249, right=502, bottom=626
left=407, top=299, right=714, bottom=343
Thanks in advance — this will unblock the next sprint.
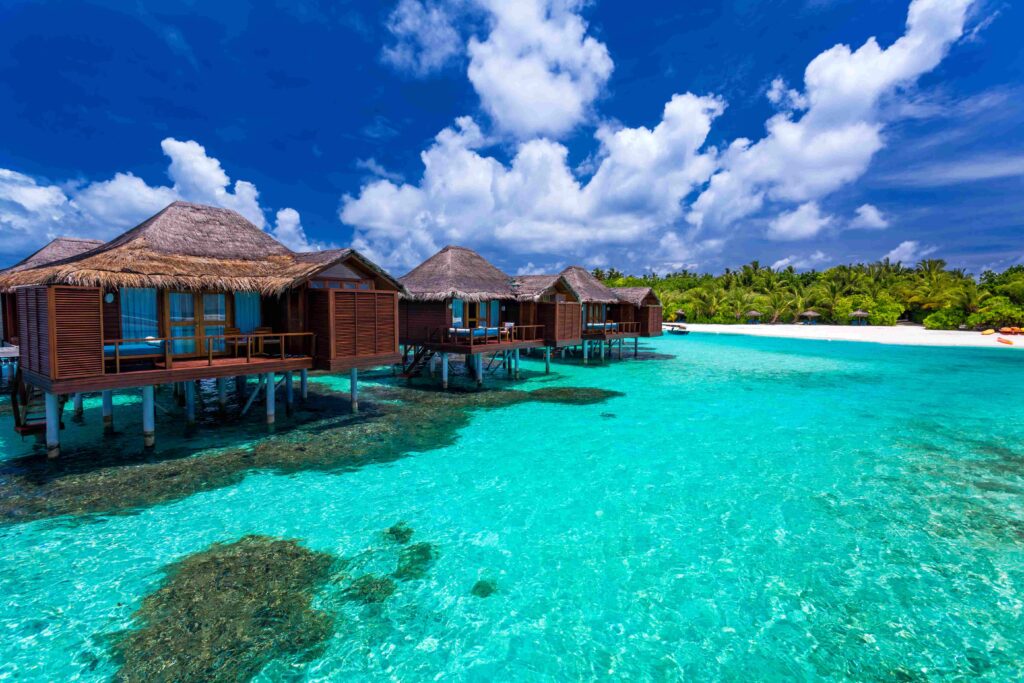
left=406, top=323, right=546, bottom=354
left=582, top=321, right=642, bottom=340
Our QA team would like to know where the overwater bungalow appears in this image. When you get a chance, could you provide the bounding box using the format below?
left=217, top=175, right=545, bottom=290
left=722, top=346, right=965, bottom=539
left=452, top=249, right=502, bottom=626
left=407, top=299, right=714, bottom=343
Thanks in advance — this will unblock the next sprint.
left=0, top=201, right=404, bottom=456
left=560, top=266, right=641, bottom=361
left=0, top=237, right=103, bottom=346
left=510, top=274, right=583, bottom=348
left=397, top=245, right=547, bottom=386
left=612, top=287, right=664, bottom=336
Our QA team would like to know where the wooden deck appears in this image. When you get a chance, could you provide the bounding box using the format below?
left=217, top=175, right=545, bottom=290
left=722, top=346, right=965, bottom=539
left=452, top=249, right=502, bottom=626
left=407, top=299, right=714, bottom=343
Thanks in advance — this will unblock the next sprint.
left=413, top=339, right=544, bottom=354
left=23, top=354, right=314, bottom=393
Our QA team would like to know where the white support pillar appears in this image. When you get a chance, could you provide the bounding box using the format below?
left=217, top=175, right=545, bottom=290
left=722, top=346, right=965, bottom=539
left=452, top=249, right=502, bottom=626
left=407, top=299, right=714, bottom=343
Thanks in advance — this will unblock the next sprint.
left=265, top=372, right=276, bottom=426
left=476, top=354, right=484, bottom=387
left=505, top=351, right=512, bottom=377
left=440, top=352, right=449, bottom=389
left=217, top=377, right=227, bottom=409
left=618, top=339, right=623, bottom=360
left=285, top=371, right=294, bottom=414
left=544, top=347, right=551, bottom=374
left=600, top=340, right=605, bottom=362
left=513, top=349, right=520, bottom=380
left=185, top=381, right=196, bottom=425
left=634, top=337, right=639, bottom=356
left=72, top=392, right=84, bottom=418
left=430, top=354, right=439, bottom=377
left=44, top=392, right=60, bottom=459
left=350, top=368, right=359, bottom=414
left=583, top=340, right=589, bottom=365
left=142, top=385, right=155, bottom=449
left=300, top=368, right=308, bottom=401
left=102, top=390, right=113, bottom=434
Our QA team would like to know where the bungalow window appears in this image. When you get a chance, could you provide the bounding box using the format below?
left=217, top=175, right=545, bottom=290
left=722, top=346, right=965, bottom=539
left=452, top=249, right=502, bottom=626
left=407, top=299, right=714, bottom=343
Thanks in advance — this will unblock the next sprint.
left=120, top=287, right=159, bottom=340
left=234, top=292, right=261, bottom=333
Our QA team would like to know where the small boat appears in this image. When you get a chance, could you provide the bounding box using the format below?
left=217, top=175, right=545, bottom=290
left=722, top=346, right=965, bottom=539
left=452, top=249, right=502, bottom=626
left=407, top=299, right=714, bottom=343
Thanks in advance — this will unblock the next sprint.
left=998, top=337, right=1014, bottom=345
left=665, top=323, right=689, bottom=335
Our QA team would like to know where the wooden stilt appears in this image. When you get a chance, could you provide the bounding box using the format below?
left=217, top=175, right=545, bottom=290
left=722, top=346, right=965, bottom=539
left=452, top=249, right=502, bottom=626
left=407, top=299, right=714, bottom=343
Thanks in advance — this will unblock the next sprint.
left=300, top=368, right=308, bottom=401
left=441, top=352, right=449, bottom=389
left=476, top=354, right=483, bottom=387
left=514, top=348, right=520, bottom=379
left=265, top=372, right=276, bottom=426
left=217, top=377, right=227, bottom=409
left=142, top=385, right=155, bottom=449
left=545, top=347, right=551, bottom=374
left=44, top=391, right=60, bottom=459
left=583, top=340, right=589, bottom=365
left=102, top=390, right=113, bottom=434
left=185, top=381, right=196, bottom=425
left=350, top=368, right=359, bottom=414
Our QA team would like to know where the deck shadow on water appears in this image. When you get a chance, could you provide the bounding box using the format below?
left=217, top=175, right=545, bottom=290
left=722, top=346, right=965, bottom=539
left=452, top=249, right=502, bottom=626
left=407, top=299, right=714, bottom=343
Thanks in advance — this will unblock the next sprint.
left=0, top=381, right=621, bottom=523
left=112, top=535, right=334, bottom=683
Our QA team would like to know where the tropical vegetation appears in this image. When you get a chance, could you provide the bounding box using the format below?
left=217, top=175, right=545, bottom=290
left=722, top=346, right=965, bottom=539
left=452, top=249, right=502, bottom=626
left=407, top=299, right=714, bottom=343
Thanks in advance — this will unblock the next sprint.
left=595, top=261, right=1024, bottom=329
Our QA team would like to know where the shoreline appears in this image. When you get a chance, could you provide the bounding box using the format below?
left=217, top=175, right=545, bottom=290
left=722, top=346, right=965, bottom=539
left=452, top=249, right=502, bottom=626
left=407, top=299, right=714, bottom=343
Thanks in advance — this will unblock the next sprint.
left=679, top=323, right=1023, bottom=350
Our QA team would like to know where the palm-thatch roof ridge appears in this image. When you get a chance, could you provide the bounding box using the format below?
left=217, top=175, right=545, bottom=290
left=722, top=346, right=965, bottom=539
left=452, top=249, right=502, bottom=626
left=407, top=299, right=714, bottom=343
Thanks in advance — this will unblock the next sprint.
left=511, top=274, right=580, bottom=302
left=612, top=286, right=659, bottom=307
left=294, top=248, right=406, bottom=293
left=400, top=245, right=515, bottom=302
left=559, top=266, right=620, bottom=304
left=1, top=237, right=104, bottom=276
left=0, top=202, right=397, bottom=295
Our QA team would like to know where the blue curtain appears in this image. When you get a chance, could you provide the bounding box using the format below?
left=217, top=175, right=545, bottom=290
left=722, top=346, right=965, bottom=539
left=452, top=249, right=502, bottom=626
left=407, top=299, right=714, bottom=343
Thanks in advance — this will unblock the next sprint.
left=489, top=300, right=499, bottom=327
left=451, top=298, right=464, bottom=327
left=120, top=288, right=158, bottom=339
left=169, top=292, right=194, bottom=321
left=234, top=292, right=261, bottom=333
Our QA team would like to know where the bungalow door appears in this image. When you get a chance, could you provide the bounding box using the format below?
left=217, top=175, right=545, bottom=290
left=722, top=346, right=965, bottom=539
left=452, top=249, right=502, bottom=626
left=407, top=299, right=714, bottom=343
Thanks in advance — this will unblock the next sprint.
left=167, top=291, right=231, bottom=357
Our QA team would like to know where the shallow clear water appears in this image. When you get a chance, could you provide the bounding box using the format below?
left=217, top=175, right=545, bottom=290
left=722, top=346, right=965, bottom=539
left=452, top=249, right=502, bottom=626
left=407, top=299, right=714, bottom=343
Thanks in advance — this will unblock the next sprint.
left=2, top=334, right=1023, bottom=681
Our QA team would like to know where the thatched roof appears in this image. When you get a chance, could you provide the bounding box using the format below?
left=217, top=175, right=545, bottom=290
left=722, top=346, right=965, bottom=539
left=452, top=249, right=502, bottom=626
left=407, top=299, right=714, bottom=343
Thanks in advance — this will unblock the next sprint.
left=560, top=266, right=619, bottom=304
left=511, top=274, right=579, bottom=302
left=400, top=245, right=514, bottom=302
left=1, top=237, right=104, bottom=277
left=851, top=309, right=869, bottom=317
left=613, top=286, right=660, bottom=307
left=746, top=310, right=762, bottom=317
left=0, top=202, right=393, bottom=295
left=801, top=310, right=821, bottom=317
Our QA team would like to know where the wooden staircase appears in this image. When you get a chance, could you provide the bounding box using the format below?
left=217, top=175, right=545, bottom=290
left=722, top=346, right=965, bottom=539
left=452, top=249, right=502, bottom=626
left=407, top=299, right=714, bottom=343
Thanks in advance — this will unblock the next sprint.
left=11, top=367, right=62, bottom=435
left=400, top=347, right=436, bottom=379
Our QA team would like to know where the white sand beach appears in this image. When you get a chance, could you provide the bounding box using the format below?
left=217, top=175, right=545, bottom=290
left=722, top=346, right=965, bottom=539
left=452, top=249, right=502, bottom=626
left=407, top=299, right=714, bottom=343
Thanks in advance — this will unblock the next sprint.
left=679, top=323, right=1024, bottom=350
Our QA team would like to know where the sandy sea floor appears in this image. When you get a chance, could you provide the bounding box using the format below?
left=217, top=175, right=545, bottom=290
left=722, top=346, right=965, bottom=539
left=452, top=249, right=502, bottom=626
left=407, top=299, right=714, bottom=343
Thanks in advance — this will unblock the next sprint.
left=681, top=323, right=1024, bottom=349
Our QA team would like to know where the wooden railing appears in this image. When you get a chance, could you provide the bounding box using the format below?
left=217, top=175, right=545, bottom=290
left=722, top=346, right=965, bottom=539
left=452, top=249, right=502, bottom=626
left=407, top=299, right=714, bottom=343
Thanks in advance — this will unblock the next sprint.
left=583, top=321, right=641, bottom=336
left=104, top=332, right=315, bottom=374
left=423, top=324, right=545, bottom=348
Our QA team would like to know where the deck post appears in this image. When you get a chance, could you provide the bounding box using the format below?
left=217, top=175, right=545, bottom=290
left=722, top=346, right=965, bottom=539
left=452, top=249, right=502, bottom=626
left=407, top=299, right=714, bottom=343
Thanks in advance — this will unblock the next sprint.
left=545, top=347, right=551, bottom=374
left=441, top=353, right=449, bottom=389
left=476, top=354, right=484, bottom=387
left=265, top=372, right=276, bottom=426
left=583, top=340, right=589, bottom=365
left=185, top=381, right=196, bottom=425
left=217, top=377, right=228, bottom=409
left=102, top=390, right=113, bottom=433
left=350, top=368, right=359, bottom=414
left=300, top=368, right=308, bottom=401
left=142, top=385, right=155, bottom=449
left=513, top=349, right=520, bottom=379
left=72, top=392, right=84, bottom=419
left=600, top=340, right=605, bottom=362
left=285, top=371, right=294, bottom=414
left=44, top=392, right=60, bottom=459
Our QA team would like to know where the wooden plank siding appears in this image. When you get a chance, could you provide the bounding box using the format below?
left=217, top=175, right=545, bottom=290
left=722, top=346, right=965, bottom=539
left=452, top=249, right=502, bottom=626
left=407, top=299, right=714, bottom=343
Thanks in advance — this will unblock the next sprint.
left=641, top=306, right=663, bottom=336
left=312, top=288, right=400, bottom=372
left=52, top=286, right=104, bottom=379
left=16, top=286, right=51, bottom=377
left=398, top=300, right=449, bottom=344
left=102, top=289, right=121, bottom=341
left=537, top=301, right=582, bottom=346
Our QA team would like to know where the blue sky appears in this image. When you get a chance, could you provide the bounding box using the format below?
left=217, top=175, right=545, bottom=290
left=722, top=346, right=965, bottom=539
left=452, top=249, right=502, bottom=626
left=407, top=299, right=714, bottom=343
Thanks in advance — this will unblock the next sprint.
left=0, top=0, right=1020, bottom=276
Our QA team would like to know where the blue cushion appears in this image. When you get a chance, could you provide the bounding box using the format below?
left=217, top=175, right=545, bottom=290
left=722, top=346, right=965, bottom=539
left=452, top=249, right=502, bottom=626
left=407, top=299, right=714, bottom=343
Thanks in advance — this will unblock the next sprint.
left=105, top=341, right=164, bottom=357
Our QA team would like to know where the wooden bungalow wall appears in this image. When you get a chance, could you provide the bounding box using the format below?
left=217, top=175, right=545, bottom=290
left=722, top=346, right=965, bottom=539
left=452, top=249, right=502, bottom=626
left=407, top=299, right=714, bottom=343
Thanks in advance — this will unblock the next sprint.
left=641, top=306, right=663, bottom=336
left=18, top=285, right=104, bottom=380
left=537, top=302, right=581, bottom=345
left=310, top=289, right=400, bottom=370
left=398, top=300, right=448, bottom=344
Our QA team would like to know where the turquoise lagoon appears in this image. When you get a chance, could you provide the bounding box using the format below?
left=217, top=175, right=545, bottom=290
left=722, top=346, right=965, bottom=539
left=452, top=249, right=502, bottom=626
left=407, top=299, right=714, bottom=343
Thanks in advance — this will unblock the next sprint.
left=1, top=333, right=1023, bottom=680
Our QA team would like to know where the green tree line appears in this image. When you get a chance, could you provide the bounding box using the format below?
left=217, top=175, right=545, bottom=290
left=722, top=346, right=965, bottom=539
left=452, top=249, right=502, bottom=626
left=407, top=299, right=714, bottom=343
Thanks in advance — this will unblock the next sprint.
left=594, top=260, right=1024, bottom=329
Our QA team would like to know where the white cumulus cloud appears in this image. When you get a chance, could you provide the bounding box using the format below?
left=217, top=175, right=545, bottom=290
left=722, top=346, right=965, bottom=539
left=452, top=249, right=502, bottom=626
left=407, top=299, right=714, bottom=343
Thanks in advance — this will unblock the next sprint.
left=767, top=202, right=834, bottom=241
left=382, top=0, right=463, bottom=75
left=0, top=138, right=303, bottom=259
left=467, top=0, right=613, bottom=139
left=771, top=250, right=830, bottom=271
left=850, top=203, right=889, bottom=229
left=883, top=240, right=937, bottom=263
